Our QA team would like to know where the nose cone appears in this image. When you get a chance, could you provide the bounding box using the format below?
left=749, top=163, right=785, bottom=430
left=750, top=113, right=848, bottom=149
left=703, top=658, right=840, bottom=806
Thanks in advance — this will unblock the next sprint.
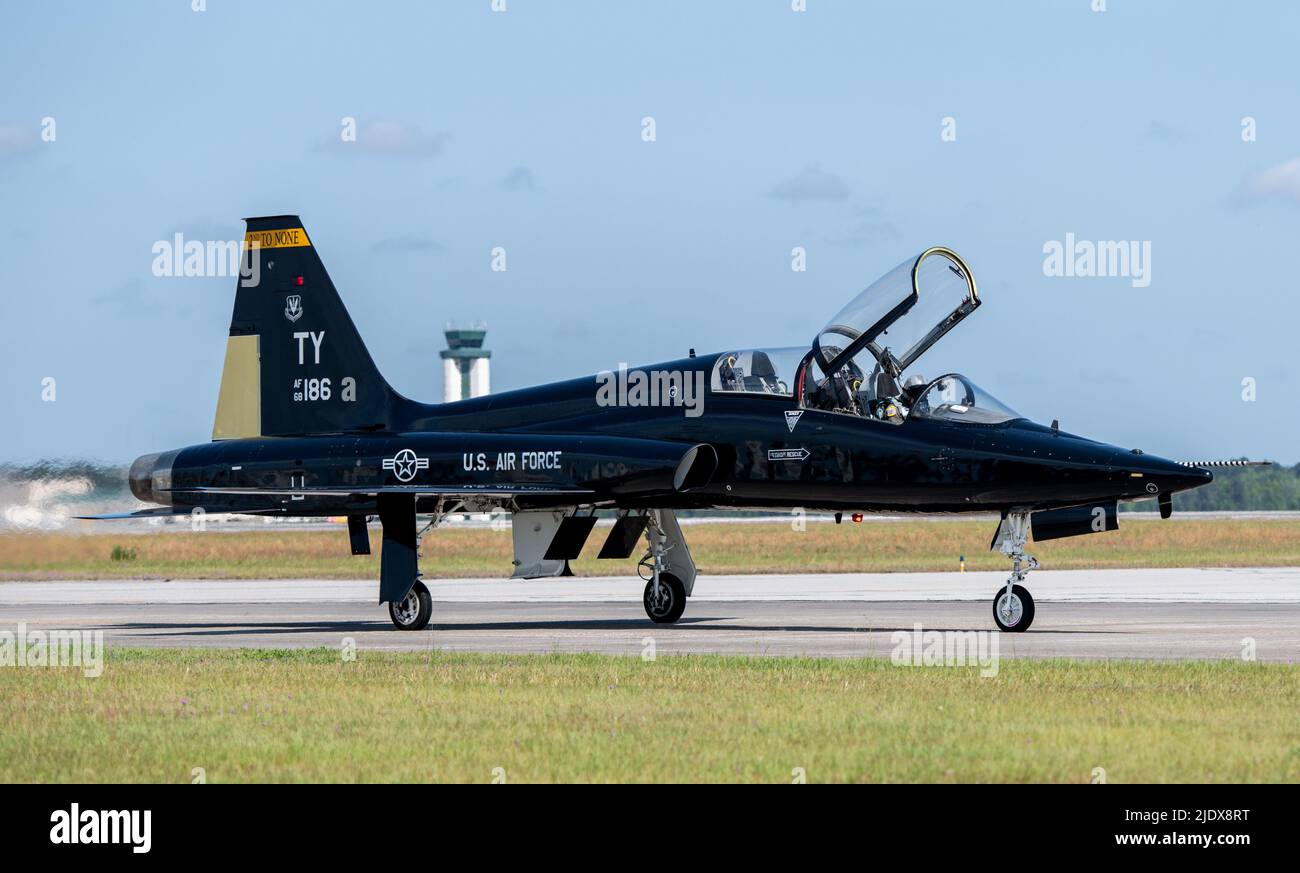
left=1129, top=453, right=1213, bottom=496
left=128, top=450, right=178, bottom=505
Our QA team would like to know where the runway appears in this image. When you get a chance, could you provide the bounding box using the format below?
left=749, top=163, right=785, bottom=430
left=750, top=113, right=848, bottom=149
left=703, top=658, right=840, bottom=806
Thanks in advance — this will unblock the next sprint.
left=1, top=569, right=1298, bottom=662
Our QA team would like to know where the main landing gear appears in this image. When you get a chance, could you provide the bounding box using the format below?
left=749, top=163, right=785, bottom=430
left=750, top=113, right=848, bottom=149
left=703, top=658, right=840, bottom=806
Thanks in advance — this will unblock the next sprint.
left=389, top=579, right=433, bottom=631
left=378, top=496, right=448, bottom=631
left=992, top=511, right=1037, bottom=632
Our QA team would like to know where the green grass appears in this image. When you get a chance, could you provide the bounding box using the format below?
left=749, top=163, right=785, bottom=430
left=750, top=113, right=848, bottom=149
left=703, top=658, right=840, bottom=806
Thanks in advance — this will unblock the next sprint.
left=6, top=518, right=1300, bottom=580
left=2, top=648, right=1297, bottom=782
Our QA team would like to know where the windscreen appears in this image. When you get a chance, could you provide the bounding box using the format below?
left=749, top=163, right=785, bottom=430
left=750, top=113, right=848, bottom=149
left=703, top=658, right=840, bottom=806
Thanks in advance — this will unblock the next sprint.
left=907, top=374, right=1022, bottom=425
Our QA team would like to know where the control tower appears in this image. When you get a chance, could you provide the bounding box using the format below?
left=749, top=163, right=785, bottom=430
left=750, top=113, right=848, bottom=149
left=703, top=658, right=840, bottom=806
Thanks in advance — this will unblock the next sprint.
left=441, top=325, right=490, bottom=402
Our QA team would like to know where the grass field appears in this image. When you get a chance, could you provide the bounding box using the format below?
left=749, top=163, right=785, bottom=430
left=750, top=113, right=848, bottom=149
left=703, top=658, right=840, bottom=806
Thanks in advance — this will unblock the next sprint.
left=1, top=649, right=1296, bottom=783
left=3, top=518, right=1299, bottom=580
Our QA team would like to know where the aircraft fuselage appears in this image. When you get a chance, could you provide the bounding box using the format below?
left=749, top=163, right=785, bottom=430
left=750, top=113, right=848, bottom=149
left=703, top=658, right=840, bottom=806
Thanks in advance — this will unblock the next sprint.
left=131, top=353, right=1209, bottom=518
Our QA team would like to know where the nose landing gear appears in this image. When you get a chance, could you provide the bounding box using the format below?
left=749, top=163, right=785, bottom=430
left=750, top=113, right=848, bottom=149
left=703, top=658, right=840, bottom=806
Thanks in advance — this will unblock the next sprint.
left=638, top=509, right=694, bottom=624
left=991, top=511, right=1037, bottom=632
left=643, top=572, right=687, bottom=624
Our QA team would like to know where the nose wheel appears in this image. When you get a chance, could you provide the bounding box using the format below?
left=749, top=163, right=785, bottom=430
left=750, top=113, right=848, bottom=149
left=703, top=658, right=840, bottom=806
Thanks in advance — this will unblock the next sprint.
left=643, top=572, right=686, bottom=624
left=638, top=510, right=692, bottom=624
left=992, top=583, right=1035, bottom=632
left=991, top=511, right=1038, bottom=632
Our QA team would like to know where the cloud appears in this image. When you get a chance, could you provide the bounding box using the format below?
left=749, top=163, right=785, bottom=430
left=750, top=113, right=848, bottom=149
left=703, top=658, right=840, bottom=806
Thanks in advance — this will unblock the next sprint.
left=826, top=221, right=900, bottom=249
left=405, top=337, right=441, bottom=358
left=769, top=165, right=851, bottom=203
left=0, top=124, right=41, bottom=160
left=1146, top=120, right=1186, bottom=143
left=93, top=279, right=147, bottom=313
left=825, top=207, right=901, bottom=249
left=172, top=218, right=241, bottom=242
left=552, top=320, right=590, bottom=341
left=500, top=165, right=536, bottom=191
left=315, top=120, right=450, bottom=159
left=1231, top=157, right=1300, bottom=207
left=371, top=234, right=442, bottom=254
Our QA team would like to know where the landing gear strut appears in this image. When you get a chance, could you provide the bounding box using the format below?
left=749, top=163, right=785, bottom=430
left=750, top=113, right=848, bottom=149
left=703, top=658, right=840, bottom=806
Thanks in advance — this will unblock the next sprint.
left=640, top=510, right=689, bottom=624
left=379, top=499, right=452, bottom=631
left=992, top=511, right=1037, bottom=632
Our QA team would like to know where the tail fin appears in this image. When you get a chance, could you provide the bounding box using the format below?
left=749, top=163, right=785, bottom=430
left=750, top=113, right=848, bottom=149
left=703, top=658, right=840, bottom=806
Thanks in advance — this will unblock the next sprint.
left=213, top=216, right=406, bottom=439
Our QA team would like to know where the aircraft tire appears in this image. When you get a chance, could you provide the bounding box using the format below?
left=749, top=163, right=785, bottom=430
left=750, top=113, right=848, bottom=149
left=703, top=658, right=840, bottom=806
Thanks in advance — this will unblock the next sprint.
left=388, top=579, right=433, bottom=631
left=643, top=573, right=687, bottom=624
left=992, top=583, right=1034, bottom=632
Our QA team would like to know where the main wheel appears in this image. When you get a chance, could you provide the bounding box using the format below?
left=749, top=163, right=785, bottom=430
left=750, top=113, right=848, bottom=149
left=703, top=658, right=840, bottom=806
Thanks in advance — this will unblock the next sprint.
left=389, top=579, right=432, bottom=631
left=643, top=572, right=687, bottom=624
left=992, top=583, right=1034, bottom=632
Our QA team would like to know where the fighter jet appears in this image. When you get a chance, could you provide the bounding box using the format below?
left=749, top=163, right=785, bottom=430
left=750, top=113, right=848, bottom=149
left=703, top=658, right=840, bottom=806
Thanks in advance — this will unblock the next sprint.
left=92, top=216, right=1219, bottom=633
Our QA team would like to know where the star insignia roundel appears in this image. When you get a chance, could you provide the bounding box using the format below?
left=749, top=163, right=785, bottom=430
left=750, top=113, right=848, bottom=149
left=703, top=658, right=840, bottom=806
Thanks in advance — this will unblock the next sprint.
left=382, top=448, right=429, bottom=483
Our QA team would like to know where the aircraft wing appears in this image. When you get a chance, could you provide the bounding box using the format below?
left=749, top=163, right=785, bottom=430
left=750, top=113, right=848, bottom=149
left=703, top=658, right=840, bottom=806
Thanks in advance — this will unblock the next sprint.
left=128, top=436, right=718, bottom=507
left=166, top=484, right=595, bottom=497
left=76, top=506, right=285, bottom=520
left=106, top=436, right=720, bottom=522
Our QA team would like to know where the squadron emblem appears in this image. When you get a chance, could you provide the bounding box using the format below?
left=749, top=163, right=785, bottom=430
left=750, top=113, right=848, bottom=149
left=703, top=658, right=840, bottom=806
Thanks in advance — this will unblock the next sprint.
left=284, top=294, right=304, bottom=323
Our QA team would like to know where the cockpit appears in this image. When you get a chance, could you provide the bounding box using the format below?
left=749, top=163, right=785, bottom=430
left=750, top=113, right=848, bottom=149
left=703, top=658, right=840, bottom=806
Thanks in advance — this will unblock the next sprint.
left=711, top=348, right=803, bottom=396
left=807, top=247, right=1019, bottom=424
left=711, top=247, right=1022, bottom=426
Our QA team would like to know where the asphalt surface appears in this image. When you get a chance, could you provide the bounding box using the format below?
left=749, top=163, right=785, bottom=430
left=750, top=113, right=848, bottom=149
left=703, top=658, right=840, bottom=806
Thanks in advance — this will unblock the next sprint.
left=2, top=569, right=1298, bottom=661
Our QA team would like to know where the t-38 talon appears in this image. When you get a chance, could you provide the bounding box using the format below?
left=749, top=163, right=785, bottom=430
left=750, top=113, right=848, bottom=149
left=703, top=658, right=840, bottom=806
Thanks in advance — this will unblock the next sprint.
left=88, top=216, right=1223, bottom=632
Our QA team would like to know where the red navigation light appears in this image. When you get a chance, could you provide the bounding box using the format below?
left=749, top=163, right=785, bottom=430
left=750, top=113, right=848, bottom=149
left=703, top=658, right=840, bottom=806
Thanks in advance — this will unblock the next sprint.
left=294, top=276, right=305, bottom=286
left=851, top=512, right=863, bottom=523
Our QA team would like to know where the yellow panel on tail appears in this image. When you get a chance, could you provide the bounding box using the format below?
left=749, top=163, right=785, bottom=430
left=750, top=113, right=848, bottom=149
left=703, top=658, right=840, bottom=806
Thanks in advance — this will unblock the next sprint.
left=212, top=334, right=261, bottom=440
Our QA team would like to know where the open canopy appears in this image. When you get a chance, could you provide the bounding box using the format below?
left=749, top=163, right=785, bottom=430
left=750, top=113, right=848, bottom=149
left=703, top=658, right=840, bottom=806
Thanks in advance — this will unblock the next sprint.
left=802, top=248, right=1020, bottom=424
left=814, top=247, right=980, bottom=380
left=707, top=248, right=1020, bottom=425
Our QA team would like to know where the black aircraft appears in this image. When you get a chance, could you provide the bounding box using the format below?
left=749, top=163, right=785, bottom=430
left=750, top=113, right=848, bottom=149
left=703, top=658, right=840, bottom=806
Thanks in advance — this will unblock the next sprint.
left=91, top=216, right=1218, bottom=633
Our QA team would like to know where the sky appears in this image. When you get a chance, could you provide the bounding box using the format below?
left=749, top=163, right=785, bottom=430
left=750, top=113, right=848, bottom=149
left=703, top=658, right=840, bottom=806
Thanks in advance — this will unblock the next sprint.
left=1, top=0, right=1297, bottom=464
